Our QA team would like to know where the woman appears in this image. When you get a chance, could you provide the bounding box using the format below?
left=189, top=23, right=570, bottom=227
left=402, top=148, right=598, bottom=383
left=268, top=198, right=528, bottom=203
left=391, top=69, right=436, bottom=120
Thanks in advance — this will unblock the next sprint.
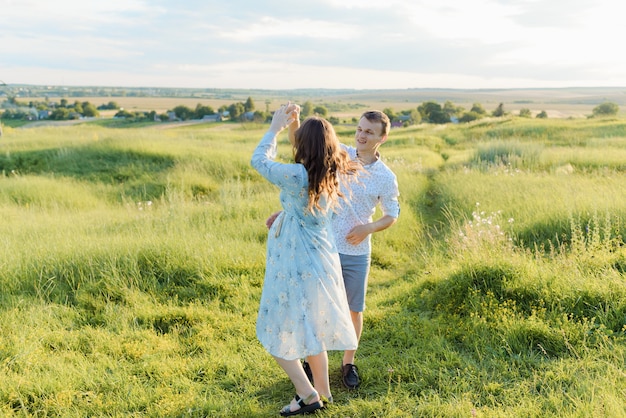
left=251, top=103, right=360, bottom=416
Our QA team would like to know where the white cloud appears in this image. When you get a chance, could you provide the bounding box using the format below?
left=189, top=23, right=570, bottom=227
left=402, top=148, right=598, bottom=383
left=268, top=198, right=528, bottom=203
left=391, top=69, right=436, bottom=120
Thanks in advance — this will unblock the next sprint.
left=0, top=0, right=624, bottom=89
left=215, top=17, right=360, bottom=42
left=0, top=0, right=151, bottom=26
left=404, top=0, right=523, bottom=43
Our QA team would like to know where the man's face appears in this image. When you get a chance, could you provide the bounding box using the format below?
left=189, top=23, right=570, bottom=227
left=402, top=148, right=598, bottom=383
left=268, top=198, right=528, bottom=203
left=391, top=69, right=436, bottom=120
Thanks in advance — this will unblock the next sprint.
left=355, top=117, right=386, bottom=153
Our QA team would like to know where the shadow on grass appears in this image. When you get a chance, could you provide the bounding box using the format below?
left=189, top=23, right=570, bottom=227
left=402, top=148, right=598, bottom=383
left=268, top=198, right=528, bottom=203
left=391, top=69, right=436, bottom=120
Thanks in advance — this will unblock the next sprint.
left=383, top=261, right=626, bottom=362
left=20, top=245, right=267, bottom=329
left=0, top=144, right=175, bottom=201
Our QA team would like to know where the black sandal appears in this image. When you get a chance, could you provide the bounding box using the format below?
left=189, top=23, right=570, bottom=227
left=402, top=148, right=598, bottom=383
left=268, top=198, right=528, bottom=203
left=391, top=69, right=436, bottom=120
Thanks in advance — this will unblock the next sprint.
left=279, top=391, right=323, bottom=416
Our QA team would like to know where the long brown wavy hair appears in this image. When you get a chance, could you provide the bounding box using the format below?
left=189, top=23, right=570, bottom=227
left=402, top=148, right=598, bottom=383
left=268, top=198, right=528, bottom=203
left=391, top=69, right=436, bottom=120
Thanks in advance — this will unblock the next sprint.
left=293, top=116, right=360, bottom=213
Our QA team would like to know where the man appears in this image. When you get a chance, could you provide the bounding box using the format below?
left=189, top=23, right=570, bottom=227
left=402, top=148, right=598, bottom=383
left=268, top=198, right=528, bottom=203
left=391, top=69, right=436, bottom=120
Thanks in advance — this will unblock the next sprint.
left=270, top=108, right=400, bottom=391
left=326, top=110, right=399, bottom=389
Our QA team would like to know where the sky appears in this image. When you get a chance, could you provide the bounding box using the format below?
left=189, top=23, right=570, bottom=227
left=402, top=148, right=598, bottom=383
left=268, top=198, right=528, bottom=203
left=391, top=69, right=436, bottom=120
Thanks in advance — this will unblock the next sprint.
left=1, top=0, right=624, bottom=90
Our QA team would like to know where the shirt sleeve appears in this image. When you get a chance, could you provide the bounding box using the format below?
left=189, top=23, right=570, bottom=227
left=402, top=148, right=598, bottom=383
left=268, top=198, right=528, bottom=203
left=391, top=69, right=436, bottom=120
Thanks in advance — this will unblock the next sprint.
left=251, top=131, right=306, bottom=190
left=380, top=175, right=400, bottom=219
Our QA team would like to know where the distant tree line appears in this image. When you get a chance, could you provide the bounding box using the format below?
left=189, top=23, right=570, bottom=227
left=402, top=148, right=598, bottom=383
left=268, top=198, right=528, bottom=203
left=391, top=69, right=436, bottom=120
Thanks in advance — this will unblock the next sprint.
left=1, top=94, right=620, bottom=123
left=379, top=100, right=620, bottom=126
left=0, top=95, right=263, bottom=122
left=120, top=96, right=270, bottom=123
left=381, top=101, right=553, bottom=127
left=157, top=98, right=331, bottom=123
left=0, top=96, right=102, bottom=120
left=0, top=94, right=338, bottom=123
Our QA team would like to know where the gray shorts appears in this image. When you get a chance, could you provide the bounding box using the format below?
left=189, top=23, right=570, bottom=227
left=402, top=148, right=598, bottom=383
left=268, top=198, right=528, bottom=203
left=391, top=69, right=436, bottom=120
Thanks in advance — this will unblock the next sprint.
left=339, top=253, right=371, bottom=313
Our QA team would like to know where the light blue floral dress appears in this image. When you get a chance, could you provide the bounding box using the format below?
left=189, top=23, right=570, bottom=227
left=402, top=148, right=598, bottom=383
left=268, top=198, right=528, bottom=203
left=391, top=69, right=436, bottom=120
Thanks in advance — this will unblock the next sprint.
left=251, top=131, right=358, bottom=360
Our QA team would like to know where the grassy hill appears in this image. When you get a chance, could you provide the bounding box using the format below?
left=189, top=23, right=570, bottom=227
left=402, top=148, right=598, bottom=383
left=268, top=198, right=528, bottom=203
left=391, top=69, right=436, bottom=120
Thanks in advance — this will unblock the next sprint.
left=1, top=113, right=625, bottom=417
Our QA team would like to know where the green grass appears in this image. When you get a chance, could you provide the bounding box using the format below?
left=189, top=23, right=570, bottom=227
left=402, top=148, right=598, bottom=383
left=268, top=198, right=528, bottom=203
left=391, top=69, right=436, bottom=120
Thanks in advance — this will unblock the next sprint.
left=1, top=116, right=625, bottom=417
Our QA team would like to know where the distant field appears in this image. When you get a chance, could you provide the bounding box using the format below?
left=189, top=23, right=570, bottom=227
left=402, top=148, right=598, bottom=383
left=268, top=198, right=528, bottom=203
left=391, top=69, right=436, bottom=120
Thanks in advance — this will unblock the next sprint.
left=24, top=86, right=626, bottom=120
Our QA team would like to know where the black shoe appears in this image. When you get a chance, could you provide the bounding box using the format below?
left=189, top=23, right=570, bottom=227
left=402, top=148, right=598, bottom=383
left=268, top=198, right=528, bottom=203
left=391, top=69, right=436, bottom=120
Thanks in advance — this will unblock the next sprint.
left=280, top=392, right=322, bottom=416
left=341, top=363, right=359, bottom=389
left=302, top=361, right=314, bottom=384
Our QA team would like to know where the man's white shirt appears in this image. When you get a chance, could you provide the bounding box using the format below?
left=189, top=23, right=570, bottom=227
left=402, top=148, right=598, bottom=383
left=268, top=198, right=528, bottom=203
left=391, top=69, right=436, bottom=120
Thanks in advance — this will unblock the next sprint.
left=333, top=144, right=400, bottom=256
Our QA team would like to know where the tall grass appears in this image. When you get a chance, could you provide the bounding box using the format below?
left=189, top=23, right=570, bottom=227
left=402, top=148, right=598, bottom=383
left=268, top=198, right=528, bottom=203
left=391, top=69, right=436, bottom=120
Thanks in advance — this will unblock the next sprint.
left=1, top=117, right=625, bottom=417
left=472, top=140, right=544, bottom=169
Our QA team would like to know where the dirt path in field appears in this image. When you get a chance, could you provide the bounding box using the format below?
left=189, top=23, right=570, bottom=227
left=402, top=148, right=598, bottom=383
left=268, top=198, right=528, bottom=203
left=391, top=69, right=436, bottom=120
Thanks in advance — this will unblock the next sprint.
left=153, top=120, right=213, bottom=129
left=18, top=119, right=239, bottom=129
left=19, top=119, right=85, bottom=128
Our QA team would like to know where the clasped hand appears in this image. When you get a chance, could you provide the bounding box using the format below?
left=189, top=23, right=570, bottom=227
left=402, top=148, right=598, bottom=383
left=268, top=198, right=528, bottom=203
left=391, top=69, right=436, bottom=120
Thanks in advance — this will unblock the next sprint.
left=269, top=102, right=300, bottom=134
